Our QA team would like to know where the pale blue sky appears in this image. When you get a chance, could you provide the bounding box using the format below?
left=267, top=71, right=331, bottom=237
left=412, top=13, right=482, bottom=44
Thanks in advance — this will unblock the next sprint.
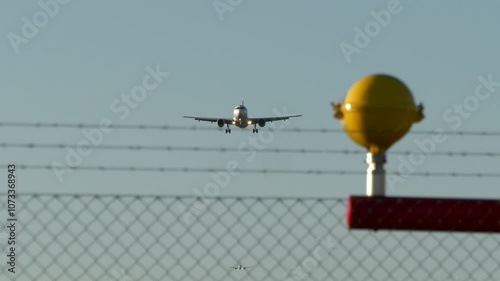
left=1, top=0, right=499, bottom=199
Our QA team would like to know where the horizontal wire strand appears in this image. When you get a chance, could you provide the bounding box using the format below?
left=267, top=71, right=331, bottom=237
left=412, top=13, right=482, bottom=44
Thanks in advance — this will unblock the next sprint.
left=0, top=122, right=499, bottom=136
left=1, top=143, right=500, bottom=158
left=3, top=165, right=500, bottom=177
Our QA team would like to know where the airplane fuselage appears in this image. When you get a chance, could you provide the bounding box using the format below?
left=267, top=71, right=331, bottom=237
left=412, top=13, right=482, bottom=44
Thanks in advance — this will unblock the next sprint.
left=233, top=105, right=249, bottom=128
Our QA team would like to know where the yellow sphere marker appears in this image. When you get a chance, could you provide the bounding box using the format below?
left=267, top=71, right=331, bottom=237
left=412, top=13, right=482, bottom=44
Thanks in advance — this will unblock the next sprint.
left=332, top=74, right=424, bottom=196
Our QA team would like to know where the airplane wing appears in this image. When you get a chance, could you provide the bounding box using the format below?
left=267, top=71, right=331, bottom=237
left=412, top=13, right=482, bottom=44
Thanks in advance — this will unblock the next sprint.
left=248, top=115, right=302, bottom=123
left=183, top=116, right=233, bottom=124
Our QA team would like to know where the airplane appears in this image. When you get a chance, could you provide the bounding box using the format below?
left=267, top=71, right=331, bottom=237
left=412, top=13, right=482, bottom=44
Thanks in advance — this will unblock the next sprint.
left=183, top=99, right=302, bottom=133
left=230, top=264, right=252, bottom=270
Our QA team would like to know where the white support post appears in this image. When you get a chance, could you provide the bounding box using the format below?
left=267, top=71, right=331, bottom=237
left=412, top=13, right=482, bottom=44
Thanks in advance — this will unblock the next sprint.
left=366, top=153, right=386, bottom=196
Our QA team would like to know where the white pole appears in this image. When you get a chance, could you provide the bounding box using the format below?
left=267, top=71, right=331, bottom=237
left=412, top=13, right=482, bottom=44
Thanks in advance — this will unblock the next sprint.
left=366, top=153, right=386, bottom=196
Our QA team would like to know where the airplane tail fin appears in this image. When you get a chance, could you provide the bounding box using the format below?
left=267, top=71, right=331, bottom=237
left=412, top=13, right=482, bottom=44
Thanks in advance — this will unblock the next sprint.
left=241, top=98, right=244, bottom=106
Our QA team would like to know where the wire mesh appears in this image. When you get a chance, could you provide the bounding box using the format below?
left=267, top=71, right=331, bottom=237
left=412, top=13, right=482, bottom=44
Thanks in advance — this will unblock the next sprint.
left=0, top=194, right=499, bottom=281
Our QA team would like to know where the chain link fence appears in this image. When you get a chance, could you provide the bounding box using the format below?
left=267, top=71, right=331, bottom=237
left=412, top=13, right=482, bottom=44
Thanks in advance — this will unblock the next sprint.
left=0, top=194, right=499, bottom=281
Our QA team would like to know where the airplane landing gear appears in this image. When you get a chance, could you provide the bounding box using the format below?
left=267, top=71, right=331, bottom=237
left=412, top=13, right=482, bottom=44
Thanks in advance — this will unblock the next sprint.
left=225, top=125, right=231, bottom=134
left=253, top=124, right=258, bottom=133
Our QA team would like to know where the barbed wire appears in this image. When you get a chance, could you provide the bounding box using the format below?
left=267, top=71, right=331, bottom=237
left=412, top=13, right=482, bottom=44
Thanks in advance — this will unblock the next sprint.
left=1, top=122, right=499, bottom=136
left=3, top=164, right=500, bottom=177
left=2, top=142, right=500, bottom=158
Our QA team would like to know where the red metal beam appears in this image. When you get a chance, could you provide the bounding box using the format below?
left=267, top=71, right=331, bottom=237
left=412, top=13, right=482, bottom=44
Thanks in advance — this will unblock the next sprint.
left=346, top=195, right=500, bottom=232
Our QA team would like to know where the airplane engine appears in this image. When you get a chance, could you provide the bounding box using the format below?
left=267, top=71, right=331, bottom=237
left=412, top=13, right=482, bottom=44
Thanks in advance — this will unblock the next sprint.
left=217, top=119, right=225, bottom=128
left=258, top=119, right=266, bottom=127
